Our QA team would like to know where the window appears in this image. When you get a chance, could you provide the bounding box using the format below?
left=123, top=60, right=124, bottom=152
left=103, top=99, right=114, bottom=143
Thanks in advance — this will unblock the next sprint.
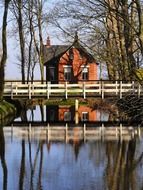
left=64, top=111, right=71, bottom=121
left=82, top=112, right=89, bottom=121
left=48, top=67, right=55, bottom=81
left=82, top=67, right=88, bottom=80
left=64, top=66, right=72, bottom=81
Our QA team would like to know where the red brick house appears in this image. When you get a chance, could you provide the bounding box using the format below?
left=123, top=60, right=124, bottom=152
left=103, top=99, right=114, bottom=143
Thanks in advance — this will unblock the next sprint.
left=43, top=35, right=98, bottom=83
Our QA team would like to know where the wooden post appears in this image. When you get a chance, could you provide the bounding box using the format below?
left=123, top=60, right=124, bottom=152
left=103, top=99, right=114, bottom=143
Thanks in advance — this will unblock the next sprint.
left=119, top=81, right=122, bottom=99
left=101, top=81, right=104, bottom=99
left=16, top=82, right=18, bottom=95
left=32, top=83, right=34, bottom=95
left=75, top=99, right=79, bottom=124
left=65, top=82, right=68, bottom=99
left=11, top=82, right=13, bottom=99
left=83, top=82, right=86, bottom=99
left=132, top=81, right=135, bottom=94
left=47, top=82, right=50, bottom=99
left=75, top=99, right=78, bottom=111
left=28, top=83, right=31, bottom=99
left=116, top=127, right=118, bottom=138
left=115, top=81, right=118, bottom=95
left=99, top=80, right=102, bottom=95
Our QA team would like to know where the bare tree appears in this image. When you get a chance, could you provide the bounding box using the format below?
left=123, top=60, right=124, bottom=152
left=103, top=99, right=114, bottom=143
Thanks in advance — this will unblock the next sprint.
left=0, top=0, right=11, bottom=100
left=48, top=0, right=143, bottom=81
left=10, top=0, right=47, bottom=83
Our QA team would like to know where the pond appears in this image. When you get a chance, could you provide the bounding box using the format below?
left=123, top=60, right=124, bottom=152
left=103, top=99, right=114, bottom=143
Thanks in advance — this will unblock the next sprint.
left=0, top=104, right=143, bottom=190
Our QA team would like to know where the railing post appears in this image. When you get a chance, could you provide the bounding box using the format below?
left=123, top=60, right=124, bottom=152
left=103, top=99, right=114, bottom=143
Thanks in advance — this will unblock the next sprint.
left=28, top=83, right=31, bottom=99
left=83, top=82, right=86, bottom=99
left=32, top=83, right=34, bottom=95
left=65, top=82, right=68, bottom=99
left=101, top=81, right=104, bottom=99
left=116, top=81, right=118, bottom=95
left=132, top=81, right=135, bottom=94
left=11, top=82, right=13, bottom=99
left=47, top=82, right=50, bottom=99
left=16, top=82, right=18, bottom=95
left=119, top=81, right=122, bottom=99
left=99, top=80, right=102, bottom=95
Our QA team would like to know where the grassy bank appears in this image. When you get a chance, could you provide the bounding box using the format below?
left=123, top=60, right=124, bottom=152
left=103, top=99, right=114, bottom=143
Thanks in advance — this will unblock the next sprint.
left=0, top=100, right=16, bottom=120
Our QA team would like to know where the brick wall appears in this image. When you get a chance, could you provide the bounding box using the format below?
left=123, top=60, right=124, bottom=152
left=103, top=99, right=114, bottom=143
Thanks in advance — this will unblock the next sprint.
left=58, top=48, right=97, bottom=82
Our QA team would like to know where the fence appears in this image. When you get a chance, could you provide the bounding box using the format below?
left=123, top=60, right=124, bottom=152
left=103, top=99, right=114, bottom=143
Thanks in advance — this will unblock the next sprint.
left=4, top=80, right=143, bottom=99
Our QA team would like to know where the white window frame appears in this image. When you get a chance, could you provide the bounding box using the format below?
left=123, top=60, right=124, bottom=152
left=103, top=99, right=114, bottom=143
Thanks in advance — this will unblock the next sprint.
left=64, top=65, right=72, bottom=81
left=82, top=66, right=89, bottom=80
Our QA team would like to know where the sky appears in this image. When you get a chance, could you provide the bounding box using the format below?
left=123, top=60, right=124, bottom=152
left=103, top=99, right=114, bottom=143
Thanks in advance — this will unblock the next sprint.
left=0, top=0, right=60, bottom=80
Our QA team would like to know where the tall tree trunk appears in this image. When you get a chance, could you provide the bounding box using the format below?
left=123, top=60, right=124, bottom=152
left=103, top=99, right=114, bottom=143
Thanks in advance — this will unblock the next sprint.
left=27, top=0, right=34, bottom=83
left=37, top=0, right=44, bottom=83
left=0, top=0, right=10, bottom=100
left=17, top=0, right=25, bottom=84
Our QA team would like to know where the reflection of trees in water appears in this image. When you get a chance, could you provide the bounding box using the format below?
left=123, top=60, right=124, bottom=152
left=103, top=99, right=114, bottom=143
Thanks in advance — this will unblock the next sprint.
left=19, top=139, right=25, bottom=190
left=105, top=140, right=143, bottom=190
left=27, top=133, right=44, bottom=190
left=16, top=128, right=44, bottom=190
left=87, top=139, right=143, bottom=190
left=37, top=141, right=44, bottom=190
left=69, top=139, right=84, bottom=161
left=0, top=127, right=7, bottom=190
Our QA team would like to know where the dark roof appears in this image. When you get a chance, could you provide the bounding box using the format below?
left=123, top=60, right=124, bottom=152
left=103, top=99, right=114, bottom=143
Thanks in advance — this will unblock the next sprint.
left=43, top=41, right=96, bottom=65
left=43, top=45, right=71, bottom=65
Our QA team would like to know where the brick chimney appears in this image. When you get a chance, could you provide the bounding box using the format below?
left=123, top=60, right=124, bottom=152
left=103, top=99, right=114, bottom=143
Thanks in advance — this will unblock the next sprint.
left=46, top=36, right=51, bottom=47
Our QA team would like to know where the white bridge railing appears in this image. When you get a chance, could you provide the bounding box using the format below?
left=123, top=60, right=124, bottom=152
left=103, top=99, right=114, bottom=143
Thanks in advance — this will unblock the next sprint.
left=4, top=80, right=143, bottom=99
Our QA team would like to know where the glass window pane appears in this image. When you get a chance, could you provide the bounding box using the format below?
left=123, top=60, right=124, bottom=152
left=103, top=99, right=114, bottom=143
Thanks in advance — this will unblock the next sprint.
left=64, top=67, right=72, bottom=81
left=82, top=67, right=88, bottom=80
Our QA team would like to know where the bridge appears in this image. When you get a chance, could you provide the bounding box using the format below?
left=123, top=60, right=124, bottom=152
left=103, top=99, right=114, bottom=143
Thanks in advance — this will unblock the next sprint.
left=4, top=80, right=143, bottom=99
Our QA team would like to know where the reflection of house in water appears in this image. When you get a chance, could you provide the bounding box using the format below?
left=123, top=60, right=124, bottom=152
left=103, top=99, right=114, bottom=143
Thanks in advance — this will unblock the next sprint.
left=46, top=105, right=97, bottom=122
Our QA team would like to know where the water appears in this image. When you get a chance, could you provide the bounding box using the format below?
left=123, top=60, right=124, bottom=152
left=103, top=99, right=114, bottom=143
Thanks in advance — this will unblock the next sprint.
left=0, top=104, right=143, bottom=190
